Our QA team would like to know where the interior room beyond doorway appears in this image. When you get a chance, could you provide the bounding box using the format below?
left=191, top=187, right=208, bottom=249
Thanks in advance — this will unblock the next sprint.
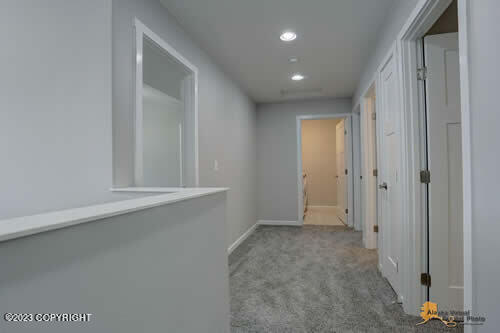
left=301, top=118, right=348, bottom=226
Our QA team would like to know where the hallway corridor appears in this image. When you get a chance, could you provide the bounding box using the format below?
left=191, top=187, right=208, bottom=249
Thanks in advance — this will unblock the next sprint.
left=304, top=206, right=346, bottom=226
left=229, top=226, right=460, bottom=332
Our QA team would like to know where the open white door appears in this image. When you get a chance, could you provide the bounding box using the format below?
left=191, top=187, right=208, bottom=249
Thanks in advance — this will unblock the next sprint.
left=378, top=53, right=402, bottom=296
left=336, top=119, right=347, bottom=223
left=425, top=32, right=463, bottom=311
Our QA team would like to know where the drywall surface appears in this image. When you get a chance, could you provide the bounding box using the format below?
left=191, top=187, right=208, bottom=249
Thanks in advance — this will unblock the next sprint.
left=301, top=119, right=339, bottom=206
left=143, top=38, right=188, bottom=100
left=0, top=192, right=230, bottom=333
left=353, top=0, right=419, bottom=105
left=113, top=0, right=257, bottom=248
left=467, top=1, right=500, bottom=331
left=257, top=99, right=351, bottom=221
left=142, top=88, right=183, bottom=186
left=0, top=0, right=114, bottom=220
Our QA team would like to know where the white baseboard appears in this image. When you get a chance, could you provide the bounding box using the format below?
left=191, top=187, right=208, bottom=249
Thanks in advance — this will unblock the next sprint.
left=308, top=205, right=337, bottom=209
left=227, top=220, right=304, bottom=255
left=257, top=220, right=302, bottom=226
left=227, top=222, right=258, bottom=255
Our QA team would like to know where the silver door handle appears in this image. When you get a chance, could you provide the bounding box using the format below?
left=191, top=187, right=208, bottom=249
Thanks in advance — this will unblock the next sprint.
left=379, top=182, right=388, bottom=190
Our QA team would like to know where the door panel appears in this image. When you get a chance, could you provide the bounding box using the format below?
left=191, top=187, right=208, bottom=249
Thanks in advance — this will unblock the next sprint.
left=336, top=120, right=347, bottom=223
left=425, top=33, right=463, bottom=311
left=379, top=53, right=402, bottom=296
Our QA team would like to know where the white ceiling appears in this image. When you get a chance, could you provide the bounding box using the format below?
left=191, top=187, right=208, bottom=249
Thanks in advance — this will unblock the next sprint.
left=160, top=0, right=395, bottom=103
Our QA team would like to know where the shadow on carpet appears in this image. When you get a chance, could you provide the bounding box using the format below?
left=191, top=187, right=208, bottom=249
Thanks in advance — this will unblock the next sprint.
left=229, top=225, right=463, bottom=333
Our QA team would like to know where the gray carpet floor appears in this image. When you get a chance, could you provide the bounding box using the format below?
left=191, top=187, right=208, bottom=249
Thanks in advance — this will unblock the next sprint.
left=229, top=225, right=463, bottom=333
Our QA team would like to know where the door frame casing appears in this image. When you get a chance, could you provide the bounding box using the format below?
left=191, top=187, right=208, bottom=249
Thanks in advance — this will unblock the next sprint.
left=360, top=82, right=378, bottom=250
left=351, top=108, right=362, bottom=232
left=396, top=0, right=452, bottom=316
left=134, top=18, right=200, bottom=187
left=456, top=2, right=473, bottom=330
left=395, top=0, right=472, bottom=320
left=296, top=113, right=354, bottom=227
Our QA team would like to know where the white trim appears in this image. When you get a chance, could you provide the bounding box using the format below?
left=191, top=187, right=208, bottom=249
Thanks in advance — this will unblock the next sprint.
left=0, top=188, right=229, bottom=243
left=257, top=220, right=302, bottom=227
left=351, top=109, right=362, bottom=232
left=135, top=23, right=144, bottom=185
left=228, top=223, right=258, bottom=255
left=179, top=123, right=183, bottom=187
left=134, top=19, right=199, bottom=187
left=111, top=187, right=185, bottom=192
left=307, top=205, right=337, bottom=209
left=457, top=1, right=473, bottom=331
left=345, top=117, right=355, bottom=228
left=296, top=113, right=354, bottom=227
left=396, top=0, right=461, bottom=316
left=360, top=81, right=378, bottom=250
left=296, top=114, right=352, bottom=120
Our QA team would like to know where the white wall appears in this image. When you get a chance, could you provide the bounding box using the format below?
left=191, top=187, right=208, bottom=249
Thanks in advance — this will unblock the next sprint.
left=0, top=0, right=257, bottom=251
left=256, top=99, right=352, bottom=221
left=466, top=0, right=500, bottom=330
left=0, top=0, right=115, bottom=220
left=0, top=192, right=230, bottom=333
left=112, top=0, right=257, bottom=247
left=143, top=38, right=188, bottom=100
left=353, top=0, right=419, bottom=105
left=142, top=87, right=183, bottom=186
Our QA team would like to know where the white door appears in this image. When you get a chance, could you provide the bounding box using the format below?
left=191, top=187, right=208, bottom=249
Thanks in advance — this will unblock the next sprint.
left=425, top=33, right=463, bottom=311
left=379, top=53, right=402, bottom=296
left=336, top=119, right=347, bottom=223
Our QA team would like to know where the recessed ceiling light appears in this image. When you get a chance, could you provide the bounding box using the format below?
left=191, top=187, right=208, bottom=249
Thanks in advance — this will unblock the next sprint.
left=291, top=73, right=305, bottom=81
left=288, top=57, right=299, bottom=63
left=280, top=31, right=297, bottom=42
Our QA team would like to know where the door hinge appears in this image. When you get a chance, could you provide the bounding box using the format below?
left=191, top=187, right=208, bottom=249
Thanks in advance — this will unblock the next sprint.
left=345, top=208, right=348, bottom=214
left=417, top=67, right=427, bottom=81
left=421, top=273, right=431, bottom=287
left=373, top=225, right=379, bottom=233
left=373, top=169, right=378, bottom=177
left=371, top=112, right=376, bottom=120
left=345, top=169, right=348, bottom=175
left=420, top=170, right=431, bottom=184
left=344, top=129, right=347, bottom=135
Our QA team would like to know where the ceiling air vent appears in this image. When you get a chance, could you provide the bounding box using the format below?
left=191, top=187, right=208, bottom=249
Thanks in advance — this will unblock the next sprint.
left=280, top=88, right=324, bottom=99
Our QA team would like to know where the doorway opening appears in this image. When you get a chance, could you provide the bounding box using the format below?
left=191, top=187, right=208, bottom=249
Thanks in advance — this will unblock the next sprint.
left=397, top=0, right=469, bottom=316
left=296, top=114, right=354, bottom=228
left=422, top=0, right=463, bottom=313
